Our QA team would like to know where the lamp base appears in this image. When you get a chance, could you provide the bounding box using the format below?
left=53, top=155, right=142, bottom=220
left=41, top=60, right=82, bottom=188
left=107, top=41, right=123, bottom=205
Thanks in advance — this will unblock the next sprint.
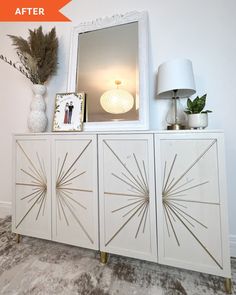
left=167, top=124, right=185, bottom=130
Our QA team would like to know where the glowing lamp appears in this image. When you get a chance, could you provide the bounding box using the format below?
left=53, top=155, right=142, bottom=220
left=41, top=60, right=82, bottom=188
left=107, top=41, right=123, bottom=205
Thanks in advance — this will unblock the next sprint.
left=100, top=80, right=134, bottom=114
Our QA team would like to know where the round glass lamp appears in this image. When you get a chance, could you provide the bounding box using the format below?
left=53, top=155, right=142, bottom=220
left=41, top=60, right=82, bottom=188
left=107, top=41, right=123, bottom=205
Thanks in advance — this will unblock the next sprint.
left=166, top=96, right=187, bottom=128
left=100, top=80, right=134, bottom=114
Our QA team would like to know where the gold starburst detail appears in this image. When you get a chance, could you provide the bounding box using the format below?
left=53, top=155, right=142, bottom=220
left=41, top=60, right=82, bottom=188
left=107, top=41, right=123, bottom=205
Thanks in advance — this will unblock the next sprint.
left=162, top=139, right=223, bottom=269
left=15, top=141, right=47, bottom=228
left=104, top=140, right=149, bottom=246
left=55, top=140, right=94, bottom=244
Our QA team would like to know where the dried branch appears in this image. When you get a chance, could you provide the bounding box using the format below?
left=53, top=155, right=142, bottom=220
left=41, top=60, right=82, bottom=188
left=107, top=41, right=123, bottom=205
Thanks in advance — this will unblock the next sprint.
left=0, top=54, right=34, bottom=83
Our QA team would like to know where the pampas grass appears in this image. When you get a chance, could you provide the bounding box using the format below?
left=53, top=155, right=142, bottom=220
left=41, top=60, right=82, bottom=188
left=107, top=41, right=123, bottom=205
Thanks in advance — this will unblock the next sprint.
left=0, top=26, right=58, bottom=84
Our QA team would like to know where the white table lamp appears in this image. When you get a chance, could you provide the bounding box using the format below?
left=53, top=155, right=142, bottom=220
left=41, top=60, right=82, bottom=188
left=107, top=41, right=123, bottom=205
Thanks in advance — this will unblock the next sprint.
left=157, top=58, right=196, bottom=130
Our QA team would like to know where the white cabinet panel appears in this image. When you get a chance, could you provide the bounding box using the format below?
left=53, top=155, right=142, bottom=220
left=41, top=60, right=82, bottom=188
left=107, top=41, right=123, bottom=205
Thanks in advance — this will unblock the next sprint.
left=155, top=133, right=231, bottom=277
left=99, top=134, right=157, bottom=262
left=51, top=135, right=98, bottom=250
left=13, top=136, right=51, bottom=240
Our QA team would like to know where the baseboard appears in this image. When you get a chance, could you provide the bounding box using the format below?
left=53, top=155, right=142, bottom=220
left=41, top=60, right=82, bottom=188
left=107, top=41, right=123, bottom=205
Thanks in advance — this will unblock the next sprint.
left=0, top=201, right=11, bottom=218
left=230, top=235, right=236, bottom=258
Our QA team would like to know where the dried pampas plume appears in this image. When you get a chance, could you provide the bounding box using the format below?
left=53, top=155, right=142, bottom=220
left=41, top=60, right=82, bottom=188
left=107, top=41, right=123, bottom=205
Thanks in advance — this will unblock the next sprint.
left=0, top=26, right=58, bottom=84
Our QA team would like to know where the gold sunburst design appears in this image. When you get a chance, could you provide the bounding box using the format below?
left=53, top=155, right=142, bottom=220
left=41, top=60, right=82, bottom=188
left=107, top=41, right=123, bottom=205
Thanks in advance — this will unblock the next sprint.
left=15, top=141, right=47, bottom=229
left=16, top=140, right=94, bottom=244
left=55, top=140, right=94, bottom=244
left=162, top=139, right=222, bottom=269
left=104, top=140, right=149, bottom=247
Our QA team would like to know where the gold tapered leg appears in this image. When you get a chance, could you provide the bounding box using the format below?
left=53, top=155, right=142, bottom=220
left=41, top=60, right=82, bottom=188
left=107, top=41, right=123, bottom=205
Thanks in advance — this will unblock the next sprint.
left=16, top=234, right=21, bottom=243
left=100, top=252, right=108, bottom=264
left=225, top=278, right=232, bottom=294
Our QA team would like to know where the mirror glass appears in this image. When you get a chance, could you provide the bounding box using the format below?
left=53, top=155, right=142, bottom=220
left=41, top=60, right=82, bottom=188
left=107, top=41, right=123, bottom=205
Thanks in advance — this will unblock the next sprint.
left=76, top=22, right=139, bottom=122
left=68, top=12, right=149, bottom=131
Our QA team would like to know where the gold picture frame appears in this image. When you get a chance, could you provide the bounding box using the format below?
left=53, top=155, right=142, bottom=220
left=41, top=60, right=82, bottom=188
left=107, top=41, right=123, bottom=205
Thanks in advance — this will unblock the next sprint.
left=53, top=92, right=85, bottom=132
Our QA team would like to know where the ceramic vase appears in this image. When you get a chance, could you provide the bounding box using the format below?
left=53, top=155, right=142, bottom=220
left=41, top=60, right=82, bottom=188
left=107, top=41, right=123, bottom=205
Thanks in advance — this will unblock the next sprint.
left=188, top=113, right=208, bottom=129
left=27, top=84, right=48, bottom=132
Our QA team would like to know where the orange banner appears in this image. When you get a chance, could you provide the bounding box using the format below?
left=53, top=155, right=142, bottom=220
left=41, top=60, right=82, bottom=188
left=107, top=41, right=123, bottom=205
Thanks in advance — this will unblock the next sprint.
left=0, top=0, right=71, bottom=22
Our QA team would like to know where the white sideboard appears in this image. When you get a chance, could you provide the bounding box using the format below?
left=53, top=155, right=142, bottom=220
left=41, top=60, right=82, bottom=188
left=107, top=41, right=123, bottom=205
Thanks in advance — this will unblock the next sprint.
left=12, top=130, right=231, bottom=287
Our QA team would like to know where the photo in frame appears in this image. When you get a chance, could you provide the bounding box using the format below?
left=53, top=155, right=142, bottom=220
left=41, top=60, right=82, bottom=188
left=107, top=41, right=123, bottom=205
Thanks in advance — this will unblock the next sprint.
left=53, top=92, right=85, bottom=131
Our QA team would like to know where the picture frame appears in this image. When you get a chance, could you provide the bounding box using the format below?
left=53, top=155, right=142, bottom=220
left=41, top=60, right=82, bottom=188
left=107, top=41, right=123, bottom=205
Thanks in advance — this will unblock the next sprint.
left=53, top=92, right=85, bottom=131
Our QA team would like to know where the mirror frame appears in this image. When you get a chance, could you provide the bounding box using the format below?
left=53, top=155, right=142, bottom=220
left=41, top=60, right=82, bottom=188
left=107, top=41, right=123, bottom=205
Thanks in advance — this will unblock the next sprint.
left=67, top=11, right=149, bottom=131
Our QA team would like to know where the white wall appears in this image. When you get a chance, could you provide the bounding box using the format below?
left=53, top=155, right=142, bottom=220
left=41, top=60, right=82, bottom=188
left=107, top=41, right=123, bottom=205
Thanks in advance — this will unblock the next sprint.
left=0, top=0, right=235, bottom=253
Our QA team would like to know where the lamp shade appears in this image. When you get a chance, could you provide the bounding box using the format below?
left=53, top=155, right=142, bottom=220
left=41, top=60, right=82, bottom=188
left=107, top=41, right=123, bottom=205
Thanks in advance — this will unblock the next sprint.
left=100, top=88, right=134, bottom=114
left=157, top=58, right=196, bottom=98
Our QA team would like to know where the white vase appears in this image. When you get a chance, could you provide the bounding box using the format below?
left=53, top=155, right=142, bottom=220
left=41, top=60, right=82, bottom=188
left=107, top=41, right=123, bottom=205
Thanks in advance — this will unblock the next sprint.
left=187, top=113, right=208, bottom=129
left=27, top=84, right=48, bottom=132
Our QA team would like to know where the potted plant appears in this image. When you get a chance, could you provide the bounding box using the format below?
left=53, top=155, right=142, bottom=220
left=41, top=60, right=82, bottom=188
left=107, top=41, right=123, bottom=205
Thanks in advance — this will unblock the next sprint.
left=0, top=26, right=58, bottom=132
left=184, top=94, right=212, bottom=129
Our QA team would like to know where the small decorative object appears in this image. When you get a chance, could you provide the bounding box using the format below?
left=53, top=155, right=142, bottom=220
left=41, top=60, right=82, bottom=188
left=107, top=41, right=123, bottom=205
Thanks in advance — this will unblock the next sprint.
left=185, top=94, right=212, bottom=129
left=157, top=58, right=196, bottom=130
left=100, top=80, right=134, bottom=114
left=0, top=26, right=58, bottom=132
left=53, top=92, right=85, bottom=132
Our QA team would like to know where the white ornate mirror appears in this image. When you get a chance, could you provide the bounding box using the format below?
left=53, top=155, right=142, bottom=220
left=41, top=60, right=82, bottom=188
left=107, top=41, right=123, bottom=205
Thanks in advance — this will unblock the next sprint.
left=68, top=11, right=149, bottom=131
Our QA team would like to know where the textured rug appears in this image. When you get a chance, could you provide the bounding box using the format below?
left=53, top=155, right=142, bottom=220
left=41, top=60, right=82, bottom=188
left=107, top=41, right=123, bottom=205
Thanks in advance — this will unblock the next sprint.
left=0, top=216, right=235, bottom=295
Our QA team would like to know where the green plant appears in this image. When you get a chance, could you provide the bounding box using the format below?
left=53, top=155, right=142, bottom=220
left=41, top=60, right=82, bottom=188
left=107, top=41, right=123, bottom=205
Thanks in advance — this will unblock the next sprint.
left=0, top=26, right=58, bottom=84
left=185, top=94, right=212, bottom=114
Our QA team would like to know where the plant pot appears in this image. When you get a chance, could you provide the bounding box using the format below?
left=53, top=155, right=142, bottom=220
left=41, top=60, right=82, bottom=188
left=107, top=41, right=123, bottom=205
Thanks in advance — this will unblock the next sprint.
left=187, top=113, right=208, bottom=129
left=27, top=84, right=48, bottom=132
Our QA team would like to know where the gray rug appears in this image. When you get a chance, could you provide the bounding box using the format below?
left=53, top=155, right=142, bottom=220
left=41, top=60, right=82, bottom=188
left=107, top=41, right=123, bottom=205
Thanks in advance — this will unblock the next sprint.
left=0, top=216, right=235, bottom=295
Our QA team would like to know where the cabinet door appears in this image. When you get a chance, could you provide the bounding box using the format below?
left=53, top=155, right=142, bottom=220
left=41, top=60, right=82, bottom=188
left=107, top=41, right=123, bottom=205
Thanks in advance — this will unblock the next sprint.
left=52, top=135, right=99, bottom=250
left=99, top=134, right=157, bottom=262
left=155, top=133, right=231, bottom=277
left=13, top=136, right=51, bottom=240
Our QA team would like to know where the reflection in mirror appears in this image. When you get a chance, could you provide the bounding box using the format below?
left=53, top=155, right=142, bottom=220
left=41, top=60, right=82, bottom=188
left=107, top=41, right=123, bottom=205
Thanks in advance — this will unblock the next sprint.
left=77, top=22, right=138, bottom=122
left=68, top=11, right=149, bottom=131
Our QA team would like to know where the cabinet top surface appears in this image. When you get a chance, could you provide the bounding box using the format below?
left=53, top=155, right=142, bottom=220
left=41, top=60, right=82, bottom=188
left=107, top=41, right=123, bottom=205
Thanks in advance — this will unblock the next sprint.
left=13, top=129, right=224, bottom=136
